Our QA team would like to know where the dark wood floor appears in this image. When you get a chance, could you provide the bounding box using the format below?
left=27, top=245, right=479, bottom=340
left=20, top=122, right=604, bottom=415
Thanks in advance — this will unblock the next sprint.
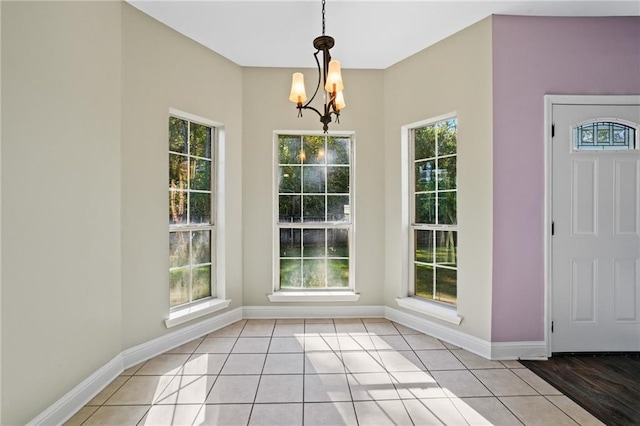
left=522, top=354, right=640, bottom=426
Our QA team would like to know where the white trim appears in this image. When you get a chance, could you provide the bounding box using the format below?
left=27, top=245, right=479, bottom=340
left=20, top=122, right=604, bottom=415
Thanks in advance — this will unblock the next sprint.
left=26, top=355, right=124, bottom=426
left=400, top=113, right=459, bottom=303
left=164, top=298, right=232, bottom=328
left=128, top=306, right=242, bottom=368
left=168, top=108, right=223, bottom=129
left=491, top=341, right=548, bottom=361
left=385, top=306, right=490, bottom=359
left=168, top=109, right=225, bottom=305
left=28, top=307, right=243, bottom=425
left=243, top=304, right=384, bottom=319
left=31, top=304, right=552, bottom=424
left=544, top=95, right=640, bottom=357
left=272, top=131, right=357, bottom=294
left=395, top=297, right=462, bottom=325
left=268, top=291, right=360, bottom=303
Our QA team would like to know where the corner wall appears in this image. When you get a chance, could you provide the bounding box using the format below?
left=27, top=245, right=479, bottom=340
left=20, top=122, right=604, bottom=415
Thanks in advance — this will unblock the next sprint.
left=120, top=4, right=244, bottom=349
left=383, top=17, right=494, bottom=341
left=241, top=67, right=386, bottom=306
left=491, top=15, right=640, bottom=342
left=1, top=3, right=123, bottom=424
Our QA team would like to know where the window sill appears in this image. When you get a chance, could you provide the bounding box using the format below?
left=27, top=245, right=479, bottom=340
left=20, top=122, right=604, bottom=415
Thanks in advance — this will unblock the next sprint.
left=165, top=298, right=232, bottom=328
left=396, top=297, right=462, bottom=325
left=268, top=291, right=360, bottom=303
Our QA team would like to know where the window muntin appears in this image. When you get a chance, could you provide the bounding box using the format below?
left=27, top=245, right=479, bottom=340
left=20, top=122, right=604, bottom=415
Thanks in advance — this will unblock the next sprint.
left=573, top=121, right=637, bottom=150
left=411, top=118, right=458, bottom=305
left=169, top=116, right=215, bottom=308
left=276, top=134, right=353, bottom=290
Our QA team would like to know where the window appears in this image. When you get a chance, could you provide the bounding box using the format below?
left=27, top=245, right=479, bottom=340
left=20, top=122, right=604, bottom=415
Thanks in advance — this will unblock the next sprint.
left=169, top=115, right=216, bottom=308
left=276, top=134, right=353, bottom=291
left=410, top=117, right=458, bottom=305
left=573, top=121, right=637, bottom=150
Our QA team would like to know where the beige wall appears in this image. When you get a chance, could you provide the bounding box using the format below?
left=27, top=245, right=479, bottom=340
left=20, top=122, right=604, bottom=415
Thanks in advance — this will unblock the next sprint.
left=1, top=3, right=494, bottom=423
left=1, top=2, right=123, bottom=424
left=242, top=67, right=386, bottom=306
left=120, top=5, right=244, bottom=349
left=383, top=17, right=494, bottom=340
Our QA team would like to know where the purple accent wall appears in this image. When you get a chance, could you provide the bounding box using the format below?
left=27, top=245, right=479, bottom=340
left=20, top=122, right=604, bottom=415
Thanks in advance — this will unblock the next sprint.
left=491, top=16, right=640, bottom=342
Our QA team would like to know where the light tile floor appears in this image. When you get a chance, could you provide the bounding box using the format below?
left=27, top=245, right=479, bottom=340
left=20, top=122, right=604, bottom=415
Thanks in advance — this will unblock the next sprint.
left=65, top=318, right=605, bottom=425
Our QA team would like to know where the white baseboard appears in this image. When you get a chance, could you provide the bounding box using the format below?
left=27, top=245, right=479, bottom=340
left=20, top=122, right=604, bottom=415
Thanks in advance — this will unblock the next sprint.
left=385, top=306, right=492, bottom=359
left=29, top=307, right=243, bottom=425
left=243, top=304, right=385, bottom=319
left=26, top=354, right=123, bottom=426
left=491, top=341, right=548, bottom=360
left=29, top=303, right=546, bottom=425
left=123, top=306, right=243, bottom=369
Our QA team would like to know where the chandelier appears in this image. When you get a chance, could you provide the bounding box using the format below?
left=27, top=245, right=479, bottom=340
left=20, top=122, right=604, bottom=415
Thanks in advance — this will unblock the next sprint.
left=289, top=0, right=345, bottom=133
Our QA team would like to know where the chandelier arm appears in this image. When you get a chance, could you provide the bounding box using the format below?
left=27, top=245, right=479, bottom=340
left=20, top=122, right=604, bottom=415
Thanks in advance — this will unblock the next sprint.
left=298, top=104, right=324, bottom=119
left=302, top=50, right=323, bottom=110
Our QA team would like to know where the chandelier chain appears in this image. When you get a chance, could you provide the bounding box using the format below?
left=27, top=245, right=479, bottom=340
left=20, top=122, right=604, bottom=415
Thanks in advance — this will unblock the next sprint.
left=321, top=0, right=326, bottom=35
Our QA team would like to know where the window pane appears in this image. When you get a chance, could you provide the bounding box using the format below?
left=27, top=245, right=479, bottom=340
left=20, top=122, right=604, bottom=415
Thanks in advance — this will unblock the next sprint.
left=279, top=166, right=301, bottom=193
left=192, top=230, right=211, bottom=265
left=327, top=229, right=349, bottom=257
left=575, top=122, right=636, bottom=150
left=596, top=124, right=610, bottom=144
left=280, top=228, right=302, bottom=257
left=169, top=154, right=188, bottom=190
left=190, top=123, right=212, bottom=158
left=280, top=259, right=302, bottom=288
left=435, top=230, right=457, bottom=267
left=415, top=127, right=435, bottom=160
left=303, top=259, right=326, bottom=287
left=190, top=158, right=211, bottom=191
left=192, top=265, right=212, bottom=301
left=415, top=264, right=434, bottom=299
left=279, top=195, right=301, bottom=223
left=190, top=192, right=211, bottom=224
left=415, top=230, right=433, bottom=264
left=435, top=267, right=456, bottom=304
left=279, top=136, right=302, bottom=164
left=438, top=192, right=456, bottom=225
left=415, top=193, right=435, bottom=224
left=437, top=120, right=457, bottom=156
left=169, top=117, right=188, bottom=154
left=327, top=259, right=349, bottom=287
left=327, top=137, right=350, bottom=164
left=437, top=157, right=456, bottom=191
left=303, top=195, right=325, bottom=222
left=169, top=191, right=187, bottom=224
left=303, top=229, right=325, bottom=257
left=327, top=166, right=349, bottom=193
left=327, top=195, right=349, bottom=222
left=415, top=160, right=435, bottom=192
left=170, top=267, right=190, bottom=307
left=303, top=136, right=326, bottom=164
left=303, top=166, right=325, bottom=193
left=169, top=231, right=190, bottom=268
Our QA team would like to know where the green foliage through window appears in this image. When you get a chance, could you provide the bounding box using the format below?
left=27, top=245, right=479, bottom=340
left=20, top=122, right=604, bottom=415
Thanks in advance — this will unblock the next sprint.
left=277, top=134, right=352, bottom=290
left=169, top=115, right=215, bottom=308
left=411, top=118, right=458, bottom=305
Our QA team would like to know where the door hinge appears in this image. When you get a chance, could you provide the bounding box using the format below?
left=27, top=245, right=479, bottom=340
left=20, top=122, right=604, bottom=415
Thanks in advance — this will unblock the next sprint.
left=551, top=124, right=555, bottom=138
left=551, top=221, right=555, bottom=236
left=551, top=321, right=554, bottom=333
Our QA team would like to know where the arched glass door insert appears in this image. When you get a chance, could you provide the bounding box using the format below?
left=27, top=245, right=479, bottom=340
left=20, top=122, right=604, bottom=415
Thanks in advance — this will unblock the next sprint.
left=573, top=120, right=637, bottom=151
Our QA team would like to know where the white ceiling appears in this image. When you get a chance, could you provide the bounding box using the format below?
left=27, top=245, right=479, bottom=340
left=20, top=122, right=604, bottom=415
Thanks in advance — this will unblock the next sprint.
left=127, top=0, right=640, bottom=69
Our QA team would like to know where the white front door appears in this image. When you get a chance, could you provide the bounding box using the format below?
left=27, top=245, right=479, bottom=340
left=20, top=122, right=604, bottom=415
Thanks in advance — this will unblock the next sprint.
left=552, top=102, right=640, bottom=353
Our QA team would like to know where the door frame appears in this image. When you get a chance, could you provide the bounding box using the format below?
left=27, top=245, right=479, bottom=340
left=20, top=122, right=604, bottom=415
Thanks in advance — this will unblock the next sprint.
left=544, top=94, right=640, bottom=357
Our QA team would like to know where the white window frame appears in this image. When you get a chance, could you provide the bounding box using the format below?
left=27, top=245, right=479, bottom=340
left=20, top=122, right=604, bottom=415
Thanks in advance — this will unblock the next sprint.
left=166, top=109, right=229, bottom=328
left=269, top=131, right=359, bottom=302
left=397, top=113, right=462, bottom=325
